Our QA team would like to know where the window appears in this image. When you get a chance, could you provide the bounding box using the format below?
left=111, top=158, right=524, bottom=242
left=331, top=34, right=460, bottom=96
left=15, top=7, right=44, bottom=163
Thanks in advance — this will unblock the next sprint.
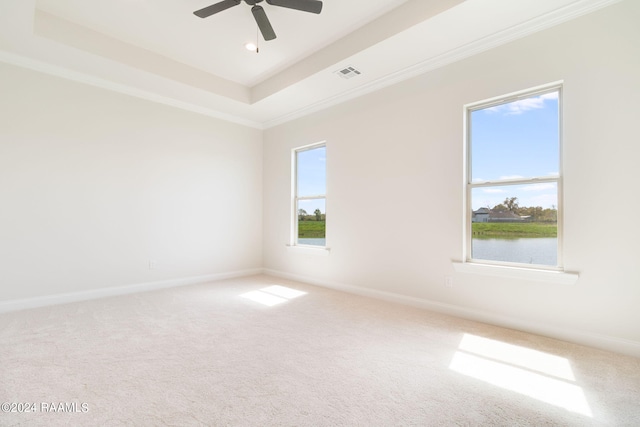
left=292, top=143, right=326, bottom=247
left=466, top=86, right=562, bottom=269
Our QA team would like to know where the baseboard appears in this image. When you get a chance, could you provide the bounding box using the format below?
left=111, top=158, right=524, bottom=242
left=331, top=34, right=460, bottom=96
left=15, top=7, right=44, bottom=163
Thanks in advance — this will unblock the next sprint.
left=0, top=268, right=264, bottom=314
left=264, top=268, right=640, bottom=359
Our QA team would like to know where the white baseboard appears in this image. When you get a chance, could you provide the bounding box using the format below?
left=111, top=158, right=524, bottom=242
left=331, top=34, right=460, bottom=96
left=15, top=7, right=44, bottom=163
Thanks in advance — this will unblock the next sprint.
left=264, top=268, right=640, bottom=359
left=0, top=268, right=263, bottom=314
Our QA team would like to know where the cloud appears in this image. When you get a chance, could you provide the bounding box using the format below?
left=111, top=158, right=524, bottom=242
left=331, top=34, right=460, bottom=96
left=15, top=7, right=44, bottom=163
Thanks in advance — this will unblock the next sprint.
left=522, top=183, right=557, bottom=192
left=499, top=175, right=525, bottom=180
left=486, top=91, right=558, bottom=116
left=482, top=188, right=506, bottom=194
left=541, top=92, right=559, bottom=101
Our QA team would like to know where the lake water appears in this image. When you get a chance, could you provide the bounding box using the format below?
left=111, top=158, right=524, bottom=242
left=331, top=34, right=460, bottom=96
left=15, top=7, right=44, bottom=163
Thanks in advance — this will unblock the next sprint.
left=472, top=237, right=557, bottom=266
left=298, top=238, right=326, bottom=246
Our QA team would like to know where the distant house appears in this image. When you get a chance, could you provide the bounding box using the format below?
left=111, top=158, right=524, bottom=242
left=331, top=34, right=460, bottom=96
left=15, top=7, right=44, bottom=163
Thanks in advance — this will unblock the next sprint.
left=472, top=208, right=529, bottom=223
left=488, top=210, right=525, bottom=222
left=472, top=207, right=490, bottom=223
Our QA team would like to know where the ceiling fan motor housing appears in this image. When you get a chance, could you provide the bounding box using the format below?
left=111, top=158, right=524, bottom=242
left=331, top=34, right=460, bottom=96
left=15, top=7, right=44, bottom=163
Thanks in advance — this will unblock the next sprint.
left=194, top=0, right=323, bottom=42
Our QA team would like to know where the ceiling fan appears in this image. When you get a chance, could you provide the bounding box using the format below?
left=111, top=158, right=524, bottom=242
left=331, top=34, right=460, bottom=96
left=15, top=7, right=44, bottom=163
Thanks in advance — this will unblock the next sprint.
left=194, top=0, right=323, bottom=41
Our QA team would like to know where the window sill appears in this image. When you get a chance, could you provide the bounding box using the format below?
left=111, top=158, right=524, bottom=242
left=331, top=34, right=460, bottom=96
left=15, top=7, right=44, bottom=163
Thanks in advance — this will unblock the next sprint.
left=452, top=261, right=579, bottom=285
left=286, top=245, right=331, bottom=256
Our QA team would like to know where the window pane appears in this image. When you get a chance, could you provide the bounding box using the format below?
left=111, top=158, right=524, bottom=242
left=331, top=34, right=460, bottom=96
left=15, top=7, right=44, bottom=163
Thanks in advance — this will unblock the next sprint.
left=471, top=184, right=557, bottom=266
left=297, top=198, right=325, bottom=246
left=470, top=91, right=559, bottom=182
left=297, top=146, right=326, bottom=196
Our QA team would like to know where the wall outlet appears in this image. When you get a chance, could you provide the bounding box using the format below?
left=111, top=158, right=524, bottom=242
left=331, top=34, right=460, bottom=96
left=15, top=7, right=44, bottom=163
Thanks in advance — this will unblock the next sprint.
left=149, top=260, right=158, bottom=270
left=444, top=276, right=453, bottom=288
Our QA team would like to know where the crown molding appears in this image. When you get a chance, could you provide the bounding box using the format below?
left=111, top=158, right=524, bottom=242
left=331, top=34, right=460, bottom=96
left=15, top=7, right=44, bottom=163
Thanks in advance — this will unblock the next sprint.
left=0, top=50, right=264, bottom=130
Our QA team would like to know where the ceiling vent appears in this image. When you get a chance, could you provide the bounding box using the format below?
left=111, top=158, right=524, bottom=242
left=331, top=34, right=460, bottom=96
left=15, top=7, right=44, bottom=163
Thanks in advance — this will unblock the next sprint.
left=335, top=66, right=362, bottom=80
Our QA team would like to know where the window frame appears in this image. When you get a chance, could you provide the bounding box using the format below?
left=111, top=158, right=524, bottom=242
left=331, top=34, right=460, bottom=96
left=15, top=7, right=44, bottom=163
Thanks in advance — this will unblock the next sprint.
left=463, top=83, right=564, bottom=272
left=291, top=141, right=327, bottom=249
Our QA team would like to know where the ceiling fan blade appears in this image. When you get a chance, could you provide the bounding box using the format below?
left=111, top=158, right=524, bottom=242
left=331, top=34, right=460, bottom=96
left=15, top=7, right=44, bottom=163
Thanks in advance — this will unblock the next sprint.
left=265, top=0, right=322, bottom=14
left=251, top=6, right=276, bottom=41
left=193, top=0, right=241, bottom=18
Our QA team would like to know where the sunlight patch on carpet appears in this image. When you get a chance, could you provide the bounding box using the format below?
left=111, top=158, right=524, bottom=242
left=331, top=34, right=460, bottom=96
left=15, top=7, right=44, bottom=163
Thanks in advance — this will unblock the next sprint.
left=240, top=285, right=307, bottom=307
left=261, top=285, right=307, bottom=299
left=449, top=334, right=592, bottom=417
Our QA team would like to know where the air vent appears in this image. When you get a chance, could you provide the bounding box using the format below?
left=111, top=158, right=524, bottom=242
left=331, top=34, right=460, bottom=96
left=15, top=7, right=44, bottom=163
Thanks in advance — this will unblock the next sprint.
left=335, top=66, right=362, bottom=80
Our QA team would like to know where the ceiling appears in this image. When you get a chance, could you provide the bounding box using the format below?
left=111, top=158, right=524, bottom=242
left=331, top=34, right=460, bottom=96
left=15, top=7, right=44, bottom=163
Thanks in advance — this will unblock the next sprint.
left=0, top=0, right=622, bottom=128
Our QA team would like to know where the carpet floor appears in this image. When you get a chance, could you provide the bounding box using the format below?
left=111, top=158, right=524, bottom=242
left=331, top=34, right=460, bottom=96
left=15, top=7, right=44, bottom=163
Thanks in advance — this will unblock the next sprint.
left=1, top=275, right=639, bottom=426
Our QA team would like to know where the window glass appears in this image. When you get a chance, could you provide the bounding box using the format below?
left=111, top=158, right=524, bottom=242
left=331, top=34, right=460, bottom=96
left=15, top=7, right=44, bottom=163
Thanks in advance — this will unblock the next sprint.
left=468, top=88, right=561, bottom=268
left=471, top=183, right=558, bottom=266
left=294, top=144, right=326, bottom=247
left=297, top=198, right=325, bottom=246
left=470, top=92, right=559, bottom=182
left=297, top=146, right=326, bottom=196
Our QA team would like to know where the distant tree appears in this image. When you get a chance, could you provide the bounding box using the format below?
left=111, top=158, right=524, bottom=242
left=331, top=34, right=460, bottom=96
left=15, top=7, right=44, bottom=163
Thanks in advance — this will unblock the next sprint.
left=314, top=208, right=322, bottom=221
left=492, top=199, right=558, bottom=222
left=504, top=197, right=519, bottom=213
left=539, top=207, right=558, bottom=223
left=519, top=206, right=543, bottom=221
left=298, top=209, right=307, bottom=221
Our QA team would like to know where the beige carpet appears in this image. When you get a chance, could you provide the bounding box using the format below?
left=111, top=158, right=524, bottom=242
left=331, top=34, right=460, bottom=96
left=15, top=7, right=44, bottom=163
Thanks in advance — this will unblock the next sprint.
left=1, top=275, right=639, bottom=426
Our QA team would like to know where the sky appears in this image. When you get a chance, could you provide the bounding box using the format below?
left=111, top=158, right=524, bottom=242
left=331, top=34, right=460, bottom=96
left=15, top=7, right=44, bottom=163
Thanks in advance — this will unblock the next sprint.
left=470, top=91, right=559, bottom=210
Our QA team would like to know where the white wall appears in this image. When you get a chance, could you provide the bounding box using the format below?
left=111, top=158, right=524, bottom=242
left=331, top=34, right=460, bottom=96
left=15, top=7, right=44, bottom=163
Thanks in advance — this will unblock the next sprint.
left=263, top=1, right=640, bottom=354
left=0, top=63, right=263, bottom=301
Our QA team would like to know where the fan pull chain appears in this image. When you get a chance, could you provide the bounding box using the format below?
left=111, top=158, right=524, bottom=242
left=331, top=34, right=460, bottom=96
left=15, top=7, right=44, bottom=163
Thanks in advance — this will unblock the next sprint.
left=256, top=25, right=260, bottom=53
